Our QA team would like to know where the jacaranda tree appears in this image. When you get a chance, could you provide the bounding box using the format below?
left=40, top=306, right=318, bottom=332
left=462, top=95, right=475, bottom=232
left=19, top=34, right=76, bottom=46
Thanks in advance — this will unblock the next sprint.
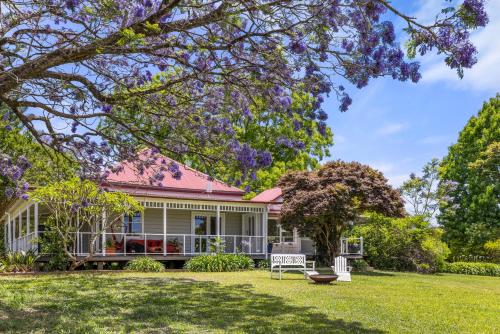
left=0, top=0, right=489, bottom=197
left=279, top=161, right=405, bottom=263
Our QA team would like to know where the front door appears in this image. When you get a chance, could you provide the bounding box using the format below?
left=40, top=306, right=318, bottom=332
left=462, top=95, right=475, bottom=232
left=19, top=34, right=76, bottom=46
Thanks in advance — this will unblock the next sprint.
left=192, top=212, right=225, bottom=253
left=242, top=213, right=262, bottom=253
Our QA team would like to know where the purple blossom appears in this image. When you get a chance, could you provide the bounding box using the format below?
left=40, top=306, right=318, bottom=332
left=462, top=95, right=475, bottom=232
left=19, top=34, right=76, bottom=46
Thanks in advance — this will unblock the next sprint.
left=290, top=40, right=307, bottom=54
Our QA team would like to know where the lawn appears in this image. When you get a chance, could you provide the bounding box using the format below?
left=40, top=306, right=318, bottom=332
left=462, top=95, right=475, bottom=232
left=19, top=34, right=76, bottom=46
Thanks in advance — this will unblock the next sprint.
left=0, top=270, right=498, bottom=334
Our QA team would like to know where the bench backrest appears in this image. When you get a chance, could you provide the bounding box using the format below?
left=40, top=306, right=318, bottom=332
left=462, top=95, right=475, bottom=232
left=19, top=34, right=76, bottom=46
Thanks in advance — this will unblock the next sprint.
left=334, top=256, right=348, bottom=272
left=271, top=254, right=305, bottom=267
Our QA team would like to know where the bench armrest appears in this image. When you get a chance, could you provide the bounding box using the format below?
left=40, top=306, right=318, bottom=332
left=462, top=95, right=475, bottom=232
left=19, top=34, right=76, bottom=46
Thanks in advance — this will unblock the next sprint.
left=306, top=260, right=315, bottom=271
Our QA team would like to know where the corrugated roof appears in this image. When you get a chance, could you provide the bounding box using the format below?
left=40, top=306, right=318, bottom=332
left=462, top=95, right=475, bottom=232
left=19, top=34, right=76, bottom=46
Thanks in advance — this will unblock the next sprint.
left=251, top=187, right=282, bottom=203
left=106, top=151, right=244, bottom=195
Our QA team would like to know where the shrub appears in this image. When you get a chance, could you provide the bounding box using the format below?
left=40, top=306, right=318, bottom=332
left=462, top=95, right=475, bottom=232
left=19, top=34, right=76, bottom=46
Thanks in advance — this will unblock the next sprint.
left=124, top=257, right=165, bottom=272
left=349, top=213, right=450, bottom=273
left=441, top=262, right=500, bottom=277
left=351, top=259, right=370, bottom=272
left=256, top=259, right=270, bottom=269
left=484, top=239, right=500, bottom=263
left=39, top=229, right=70, bottom=271
left=184, top=254, right=254, bottom=272
left=0, top=250, right=39, bottom=273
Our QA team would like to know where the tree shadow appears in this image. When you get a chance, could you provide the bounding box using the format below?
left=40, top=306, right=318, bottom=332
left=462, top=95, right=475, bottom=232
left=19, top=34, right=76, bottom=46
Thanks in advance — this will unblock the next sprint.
left=0, top=273, right=386, bottom=333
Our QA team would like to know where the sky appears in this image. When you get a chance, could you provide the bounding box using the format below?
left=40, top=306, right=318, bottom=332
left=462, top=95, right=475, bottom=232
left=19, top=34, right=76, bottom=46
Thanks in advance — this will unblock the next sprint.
left=323, top=0, right=500, bottom=187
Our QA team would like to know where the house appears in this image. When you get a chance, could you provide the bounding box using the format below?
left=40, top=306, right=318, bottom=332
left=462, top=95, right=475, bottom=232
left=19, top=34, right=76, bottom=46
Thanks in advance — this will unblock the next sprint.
left=1, top=152, right=317, bottom=263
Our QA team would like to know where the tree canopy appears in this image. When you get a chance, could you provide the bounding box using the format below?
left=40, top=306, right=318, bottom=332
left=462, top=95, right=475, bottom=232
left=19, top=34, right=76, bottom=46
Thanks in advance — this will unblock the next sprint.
left=279, top=160, right=404, bottom=263
left=30, top=178, right=143, bottom=269
left=0, top=0, right=489, bottom=194
left=400, top=158, right=440, bottom=221
left=0, top=103, right=76, bottom=206
left=438, top=95, right=500, bottom=256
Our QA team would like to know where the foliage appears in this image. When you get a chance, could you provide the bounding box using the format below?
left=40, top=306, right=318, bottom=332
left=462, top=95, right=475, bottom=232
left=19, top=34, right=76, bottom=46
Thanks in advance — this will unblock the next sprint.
left=279, top=161, right=404, bottom=264
left=399, top=158, right=441, bottom=220
left=483, top=239, right=500, bottom=262
left=0, top=250, right=38, bottom=273
left=440, top=262, right=500, bottom=277
left=0, top=271, right=499, bottom=333
left=103, top=91, right=333, bottom=195
left=350, top=259, right=370, bottom=272
left=124, top=257, right=165, bottom=272
left=0, top=103, right=76, bottom=202
left=438, top=95, right=500, bottom=256
left=349, top=213, right=450, bottom=273
left=184, top=254, right=254, bottom=272
left=30, top=178, right=143, bottom=270
left=39, top=228, right=70, bottom=271
left=0, top=1, right=488, bottom=193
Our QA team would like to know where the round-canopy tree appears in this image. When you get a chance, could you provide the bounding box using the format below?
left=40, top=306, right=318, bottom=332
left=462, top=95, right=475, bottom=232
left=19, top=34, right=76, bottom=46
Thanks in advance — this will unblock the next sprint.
left=439, top=95, right=499, bottom=256
left=0, top=0, right=489, bottom=196
left=279, top=161, right=404, bottom=263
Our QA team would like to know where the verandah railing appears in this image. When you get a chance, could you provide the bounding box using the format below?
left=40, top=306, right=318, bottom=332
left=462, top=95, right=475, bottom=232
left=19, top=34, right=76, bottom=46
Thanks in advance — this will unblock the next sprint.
left=26, top=232, right=266, bottom=256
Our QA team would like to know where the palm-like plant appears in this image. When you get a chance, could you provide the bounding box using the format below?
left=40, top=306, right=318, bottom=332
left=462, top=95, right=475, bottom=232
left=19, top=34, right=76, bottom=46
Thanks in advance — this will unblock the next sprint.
left=0, top=250, right=38, bottom=272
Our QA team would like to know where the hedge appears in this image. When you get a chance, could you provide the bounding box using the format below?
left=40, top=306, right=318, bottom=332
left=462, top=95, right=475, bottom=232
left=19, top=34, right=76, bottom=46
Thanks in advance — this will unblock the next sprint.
left=184, top=253, right=254, bottom=272
left=440, top=262, right=500, bottom=277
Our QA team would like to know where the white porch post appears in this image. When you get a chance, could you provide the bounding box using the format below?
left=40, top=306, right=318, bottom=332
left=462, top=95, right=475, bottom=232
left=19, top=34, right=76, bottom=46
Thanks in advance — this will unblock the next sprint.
left=216, top=205, right=220, bottom=236
left=7, top=214, right=11, bottom=251
left=263, top=209, right=268, bottom=259
left=216, top=205, right=221, bottom=253
left=3, top=216, right=7, bottom=251
left=163, top=203, right=167, bottom=256
left=18, top=211, right=22, bottom=240
left=102, top=210, right=106, bottom=256
left=26, top=205, right=30, bottom=235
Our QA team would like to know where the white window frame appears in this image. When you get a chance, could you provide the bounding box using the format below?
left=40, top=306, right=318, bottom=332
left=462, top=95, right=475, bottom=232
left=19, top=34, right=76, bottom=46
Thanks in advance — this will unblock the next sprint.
left=191, top=211, right=226, bottom=235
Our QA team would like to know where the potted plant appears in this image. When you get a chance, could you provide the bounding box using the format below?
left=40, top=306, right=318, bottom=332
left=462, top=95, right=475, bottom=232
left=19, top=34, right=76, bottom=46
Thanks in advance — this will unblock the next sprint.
left=105, top=240, right=116, bottom=255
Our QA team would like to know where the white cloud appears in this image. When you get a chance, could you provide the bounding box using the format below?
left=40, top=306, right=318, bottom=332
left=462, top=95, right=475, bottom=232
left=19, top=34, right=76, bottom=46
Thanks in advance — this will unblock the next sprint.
left=419, top=0, right=500, bottom=91
left=376, top=122, right=408, bottom=136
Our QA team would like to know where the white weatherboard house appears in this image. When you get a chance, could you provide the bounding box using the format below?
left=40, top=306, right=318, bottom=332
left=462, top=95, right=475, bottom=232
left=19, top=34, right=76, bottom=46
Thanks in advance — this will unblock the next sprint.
left=2, top=153, right=327, bottom=263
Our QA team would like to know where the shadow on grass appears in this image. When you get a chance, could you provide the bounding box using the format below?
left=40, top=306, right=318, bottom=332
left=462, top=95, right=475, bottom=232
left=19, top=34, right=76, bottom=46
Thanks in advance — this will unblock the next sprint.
left=0, top=273, right=386, bottom=333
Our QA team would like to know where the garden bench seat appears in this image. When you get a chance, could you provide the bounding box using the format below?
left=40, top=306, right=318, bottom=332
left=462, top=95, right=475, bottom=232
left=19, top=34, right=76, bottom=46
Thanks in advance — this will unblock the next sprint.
left=270, top=254, right=316, bottom=280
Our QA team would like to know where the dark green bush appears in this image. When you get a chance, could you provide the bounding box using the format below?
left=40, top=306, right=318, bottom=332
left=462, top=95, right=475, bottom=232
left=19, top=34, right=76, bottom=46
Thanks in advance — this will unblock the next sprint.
left=184, top=254, right=254, bottom=272
left=349, top=213, right=450, bottom=273
left=440, top=262, right=500, bottom=277
left=124, top=257, right=165, bottom=272
left=351, top=259, right=370, bottom=272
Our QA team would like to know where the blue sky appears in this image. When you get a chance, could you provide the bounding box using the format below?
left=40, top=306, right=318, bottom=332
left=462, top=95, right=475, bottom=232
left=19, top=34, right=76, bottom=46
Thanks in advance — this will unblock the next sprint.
left=323, top=0, right=500, bottom=187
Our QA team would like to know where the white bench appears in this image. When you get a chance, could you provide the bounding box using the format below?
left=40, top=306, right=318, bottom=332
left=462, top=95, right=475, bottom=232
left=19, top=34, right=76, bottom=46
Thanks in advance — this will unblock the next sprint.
left=270, top=254, right=317, bottom=280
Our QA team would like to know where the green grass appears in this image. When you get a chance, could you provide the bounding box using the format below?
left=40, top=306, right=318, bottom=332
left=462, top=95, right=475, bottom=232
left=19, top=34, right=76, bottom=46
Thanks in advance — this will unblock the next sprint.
left=0, top=270, right=498, bottom=333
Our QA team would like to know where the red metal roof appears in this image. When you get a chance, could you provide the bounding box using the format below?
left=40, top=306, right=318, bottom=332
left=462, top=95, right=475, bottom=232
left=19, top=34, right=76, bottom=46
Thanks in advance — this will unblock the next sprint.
left=105, top=151, right=244, bottom=197
left=251, top=187, right=282, bottom=203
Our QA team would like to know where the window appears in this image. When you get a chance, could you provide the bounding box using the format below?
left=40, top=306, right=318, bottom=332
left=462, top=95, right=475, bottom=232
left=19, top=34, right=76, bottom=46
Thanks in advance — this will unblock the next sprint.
left=123, top=212, right=142, bottom=233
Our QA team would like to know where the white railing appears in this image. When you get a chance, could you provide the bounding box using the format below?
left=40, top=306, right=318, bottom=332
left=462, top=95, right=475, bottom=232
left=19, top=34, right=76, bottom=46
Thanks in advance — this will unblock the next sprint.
left=340, top=237, right=363, bottom=256
left=37, top=232, right=266, bottom=256
left=8, top=232, right=37, bottom=252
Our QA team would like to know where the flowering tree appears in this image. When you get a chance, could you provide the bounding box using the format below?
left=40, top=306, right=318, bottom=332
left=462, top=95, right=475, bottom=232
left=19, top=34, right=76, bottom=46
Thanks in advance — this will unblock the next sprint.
left=279, top=161, right=405, bottom=263
left=30, top=178, right=143, bottom=269
left=0, top=0, right=489, bottom=196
